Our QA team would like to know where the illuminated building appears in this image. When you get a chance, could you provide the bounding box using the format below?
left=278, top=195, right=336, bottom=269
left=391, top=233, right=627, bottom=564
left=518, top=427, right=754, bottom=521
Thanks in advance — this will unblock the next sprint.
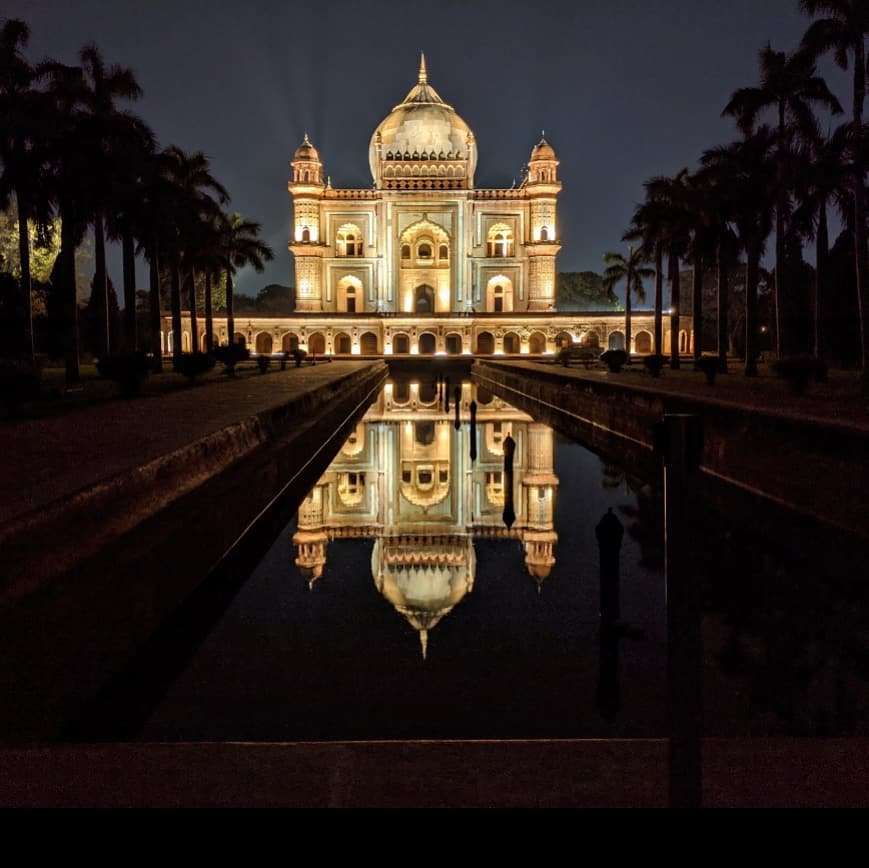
left=166, top=55, right=693, bottom=357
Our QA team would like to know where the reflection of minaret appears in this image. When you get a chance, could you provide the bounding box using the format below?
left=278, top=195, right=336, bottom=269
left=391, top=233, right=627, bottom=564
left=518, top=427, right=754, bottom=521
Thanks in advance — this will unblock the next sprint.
left=294, top=531, right=328, bottom=589
left=519, top=423, right=558, bottom=590
left=293, top=483, right=329, bottom=588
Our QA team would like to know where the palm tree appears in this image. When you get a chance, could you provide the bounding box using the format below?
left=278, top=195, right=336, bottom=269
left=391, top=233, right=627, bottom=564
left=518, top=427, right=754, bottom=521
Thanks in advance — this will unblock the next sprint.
left=104, top=115, right=156, bottom=351
left=602, top=246, right=653, bottom=358
left=191, top=213, right=225, bottom=352
left=644, top=169, right=692, bottom=368
left=723, top=41, right=843, bottom=359
left=76, top=43, right=145, bottom=358
left=0, top=19, right=52, bottom=367
left=701, top=129, right=778, bottom=376
left=692, top=156, right=742, bottom=371
left=135, top=148, right=180, bottom=372
left=792, top=121, right=851, bottom=361
left=800, top=0, right=868, bottom=392
left=41, top=59, right=90, bottom=385
left=624, top=197, right=667, bottom=355
left=219, top=212, right=275, bottom=347
left=162, top=146, right=228, bottom=363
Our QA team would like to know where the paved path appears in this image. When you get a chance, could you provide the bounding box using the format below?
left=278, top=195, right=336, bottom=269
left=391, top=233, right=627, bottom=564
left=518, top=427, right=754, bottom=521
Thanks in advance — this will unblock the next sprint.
left=500, top=359, right=869, bottom=432
left=0, top=361, right=375, bottom=525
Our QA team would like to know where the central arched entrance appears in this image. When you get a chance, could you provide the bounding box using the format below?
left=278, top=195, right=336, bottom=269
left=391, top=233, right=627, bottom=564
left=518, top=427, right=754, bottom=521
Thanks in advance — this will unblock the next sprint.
left=418, top=332, right=436, bottom=355
left=415, top=284, right=435, bottom=313
left=476, top=332, right=494, bottom=354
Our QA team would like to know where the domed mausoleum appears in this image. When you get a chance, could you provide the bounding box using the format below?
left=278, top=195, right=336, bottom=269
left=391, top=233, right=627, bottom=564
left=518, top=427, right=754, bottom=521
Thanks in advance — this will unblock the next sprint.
left=164, top=55, right=692, bottom=358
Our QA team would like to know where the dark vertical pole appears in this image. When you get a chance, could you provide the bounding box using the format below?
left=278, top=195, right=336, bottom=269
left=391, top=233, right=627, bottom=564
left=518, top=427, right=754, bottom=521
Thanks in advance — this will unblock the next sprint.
left=596, top=508, right=623, bottom=624
left=654, top=413, right=703, bottom=808
left=454, top=387, right=461, bottom=430
left=469, top=400, right=477, bottom=463
left=502, top=434, right=515, bottom=528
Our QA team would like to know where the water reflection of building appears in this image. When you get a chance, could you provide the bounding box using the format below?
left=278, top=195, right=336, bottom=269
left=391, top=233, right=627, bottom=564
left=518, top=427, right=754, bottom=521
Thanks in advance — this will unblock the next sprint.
left=293, top=377, right=559, bottom=656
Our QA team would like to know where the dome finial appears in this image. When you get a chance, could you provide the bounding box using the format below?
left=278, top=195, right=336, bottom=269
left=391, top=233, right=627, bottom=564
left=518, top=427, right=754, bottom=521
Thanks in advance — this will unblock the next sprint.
left=420, top=628, right=428, bottom=660
left=418, top=52, right=428, bottom=84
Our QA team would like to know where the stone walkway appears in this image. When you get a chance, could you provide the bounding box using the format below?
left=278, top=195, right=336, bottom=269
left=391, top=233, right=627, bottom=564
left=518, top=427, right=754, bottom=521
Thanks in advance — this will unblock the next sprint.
left=511, top=358, right=869, bottom=432
left=0, top=361, right=373, bottom=526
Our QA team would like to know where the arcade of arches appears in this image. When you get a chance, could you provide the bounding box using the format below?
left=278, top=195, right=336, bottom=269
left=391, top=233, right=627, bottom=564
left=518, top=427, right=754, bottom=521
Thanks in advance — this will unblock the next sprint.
left=163, top=315, right=694, bottom=357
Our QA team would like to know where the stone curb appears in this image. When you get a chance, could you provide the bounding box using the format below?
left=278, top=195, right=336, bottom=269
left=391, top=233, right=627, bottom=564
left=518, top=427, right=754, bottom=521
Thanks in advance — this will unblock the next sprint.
left=0, top=363, right=387, bottom=611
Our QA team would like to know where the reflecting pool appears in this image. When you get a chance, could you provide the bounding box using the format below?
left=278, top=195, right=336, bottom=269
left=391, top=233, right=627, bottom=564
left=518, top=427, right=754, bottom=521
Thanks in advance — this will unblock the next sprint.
left=140, top=363, right=869, bottom=742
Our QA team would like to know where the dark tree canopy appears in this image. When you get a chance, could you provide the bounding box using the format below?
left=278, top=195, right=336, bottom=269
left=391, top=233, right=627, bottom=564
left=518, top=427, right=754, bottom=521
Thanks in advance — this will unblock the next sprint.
left=556, top=271, right=619, bottom=311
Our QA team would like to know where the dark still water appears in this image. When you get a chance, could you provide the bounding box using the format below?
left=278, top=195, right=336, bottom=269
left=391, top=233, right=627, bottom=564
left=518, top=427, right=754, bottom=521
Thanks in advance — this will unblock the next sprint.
left=140, top=365, right=869, bottom=742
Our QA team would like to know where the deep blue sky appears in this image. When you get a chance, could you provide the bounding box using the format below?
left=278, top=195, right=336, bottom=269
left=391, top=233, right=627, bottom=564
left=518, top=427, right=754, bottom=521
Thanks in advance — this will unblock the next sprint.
left=4, top=0, right=851, bottom=297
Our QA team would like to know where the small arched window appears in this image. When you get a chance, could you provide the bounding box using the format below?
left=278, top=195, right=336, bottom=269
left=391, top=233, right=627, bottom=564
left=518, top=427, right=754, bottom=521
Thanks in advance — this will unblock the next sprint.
left=301, top=226, right=311, bottom=243
left=418, top=243, right=432, bottom=259
left=439, top=244, right=449, bottom=260
left=337, top=225, right=362, bottom=257
left=401, top=244, right=411, bottom=260
left=540, top=226, right=549, bottom=241
left=494, top=284, right=504, bottom=313
left=487, top=224, right=514, bottom=257
left=346, top=285, right=356, bottom=313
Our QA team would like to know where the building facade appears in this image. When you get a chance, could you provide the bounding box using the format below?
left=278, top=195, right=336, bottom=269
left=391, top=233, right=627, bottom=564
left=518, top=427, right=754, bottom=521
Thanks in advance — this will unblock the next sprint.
left=164, top=56, right=693, bottom=357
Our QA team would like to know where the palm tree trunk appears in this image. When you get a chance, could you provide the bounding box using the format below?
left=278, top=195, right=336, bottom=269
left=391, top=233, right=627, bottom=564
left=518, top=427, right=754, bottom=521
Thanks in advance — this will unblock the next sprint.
left=853, top=37, right=868, bottom=394
left=716, top=242, right=729, bottom=374
left=624, top=278, right=632, bottom=361
left=654, top=243, right=663, bottom=354
left=93, top=213, right=110, bottom=357
left=15, top=189, right=35, bottom=368
left=187, top=266, right=198, bottom=352
left=226, top=264, right=235, bottom=346
left=745, top=246, right=760, bottom=377
left=60, top=207, right=80, bottom=386
left=122, top=230, right=137, bottom=351
left=774, top=105, right=786, bottom=360
left=204, top=270, right=214, bottom=351
left=669, top=248, right=680, bottom=369
left=171, top=256, right=183, bottom=364
left=814, top=200, right=828, bottom=362
left=692, top=255, right=703, bottom=361
left=148, top=242, right=163, bottom=373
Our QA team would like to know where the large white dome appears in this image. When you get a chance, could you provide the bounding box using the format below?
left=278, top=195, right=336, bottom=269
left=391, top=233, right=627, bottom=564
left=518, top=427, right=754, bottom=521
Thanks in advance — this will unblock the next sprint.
left=368, top=55, right=477, bottom=183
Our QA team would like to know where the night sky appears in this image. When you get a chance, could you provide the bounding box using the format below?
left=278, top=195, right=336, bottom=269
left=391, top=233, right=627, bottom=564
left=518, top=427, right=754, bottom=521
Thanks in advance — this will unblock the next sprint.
left=4, top=0, right=851, bottom=298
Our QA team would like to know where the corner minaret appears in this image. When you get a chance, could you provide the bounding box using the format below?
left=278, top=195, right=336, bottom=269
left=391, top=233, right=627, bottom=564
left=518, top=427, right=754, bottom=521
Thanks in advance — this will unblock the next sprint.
left=288, top=133, right=326, bottom=312
left=524, top=133, right=562, bottom=310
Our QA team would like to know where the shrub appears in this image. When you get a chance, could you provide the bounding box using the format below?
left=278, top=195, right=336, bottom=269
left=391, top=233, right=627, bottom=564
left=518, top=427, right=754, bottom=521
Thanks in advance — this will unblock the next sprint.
left=257, top=355, right=271, bottom=374
left=642, top=354, right=667, bottom=377
left=600, top=349, right=628, bottom=373
left=772, top=356, right=827, bottom=396
left=695, top=355, right=722, bottom=385
left=211, top=343, right=250, bottom=376
left=0, top=360, right=41, bottom=416
left=96, top=351, right=150, bottom=397
left=173, top=352, right=216, bottom=383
